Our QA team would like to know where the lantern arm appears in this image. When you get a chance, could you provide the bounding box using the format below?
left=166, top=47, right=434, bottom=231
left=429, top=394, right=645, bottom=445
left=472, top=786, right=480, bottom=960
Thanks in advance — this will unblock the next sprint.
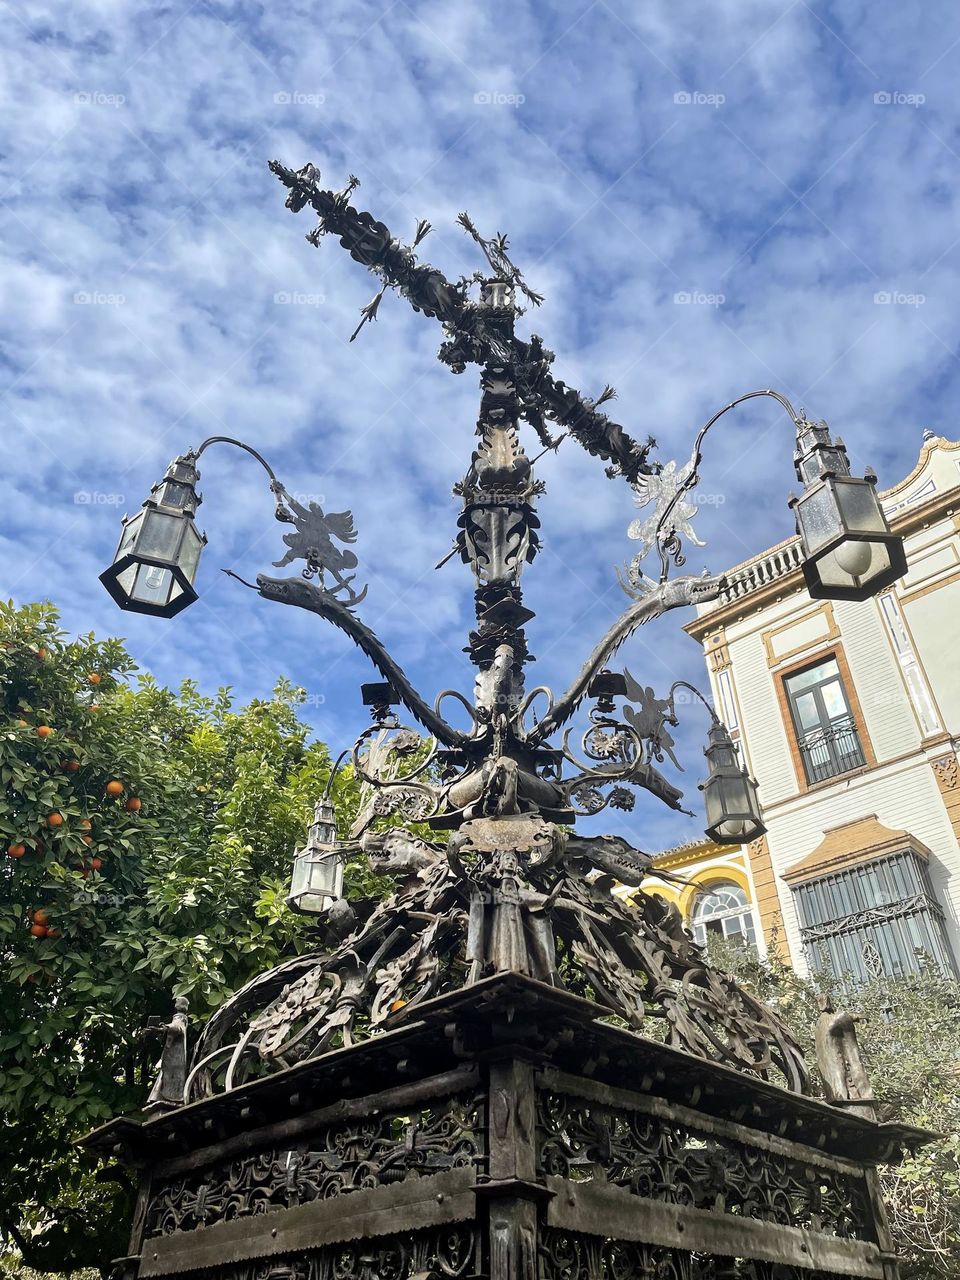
left=626, top=388, right=803, bottom=586
left=528, top=570, right=725, bottom=746
left=665, top=679, right=721, bottom=726
left=255, top=573, right=469, bottom=748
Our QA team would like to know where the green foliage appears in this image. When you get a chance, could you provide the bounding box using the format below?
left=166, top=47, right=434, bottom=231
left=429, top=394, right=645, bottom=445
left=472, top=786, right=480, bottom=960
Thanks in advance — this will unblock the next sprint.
left=0, top=602, right=363, bottom=1273
left=708, top=936, right=960, bottom=1280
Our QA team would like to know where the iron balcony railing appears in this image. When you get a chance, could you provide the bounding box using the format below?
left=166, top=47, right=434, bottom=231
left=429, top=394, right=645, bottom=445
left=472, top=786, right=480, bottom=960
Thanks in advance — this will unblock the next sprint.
left=797, top=714, right=866, bottom=784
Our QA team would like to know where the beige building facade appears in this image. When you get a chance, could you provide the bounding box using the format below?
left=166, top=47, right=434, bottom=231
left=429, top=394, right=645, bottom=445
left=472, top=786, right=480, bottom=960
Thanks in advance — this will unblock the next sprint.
left=668, top=434, right=960, bottom=982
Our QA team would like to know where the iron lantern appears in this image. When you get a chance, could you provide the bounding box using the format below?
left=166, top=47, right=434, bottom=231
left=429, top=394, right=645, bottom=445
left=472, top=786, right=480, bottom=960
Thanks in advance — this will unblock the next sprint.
left=699, top=721, right=766, bottom=845
left=100, top=453, right=207, bottom=617
left=789, top=418, right=906, bottom=602
left=287, top=798, right=344, bottom=916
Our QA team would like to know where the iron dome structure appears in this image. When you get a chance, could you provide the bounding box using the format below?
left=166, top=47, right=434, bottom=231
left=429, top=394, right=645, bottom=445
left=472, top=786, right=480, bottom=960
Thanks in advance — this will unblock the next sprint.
left=85, top=161, right=924, bottom=1280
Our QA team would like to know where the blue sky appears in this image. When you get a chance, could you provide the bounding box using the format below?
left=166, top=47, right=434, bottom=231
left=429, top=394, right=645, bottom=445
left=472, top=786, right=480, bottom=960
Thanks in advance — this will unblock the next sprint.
left=3, top=0, right=959, bottom=852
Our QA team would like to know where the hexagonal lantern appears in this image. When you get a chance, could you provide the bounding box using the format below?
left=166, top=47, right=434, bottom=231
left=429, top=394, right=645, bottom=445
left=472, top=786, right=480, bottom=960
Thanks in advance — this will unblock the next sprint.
left=790, top=417, right=907, bottom=602
left=700, top=720, right=766, bottom=844
left=287, top=798, right=343, bottom=915
left=100, top=453, right=207, bottom=618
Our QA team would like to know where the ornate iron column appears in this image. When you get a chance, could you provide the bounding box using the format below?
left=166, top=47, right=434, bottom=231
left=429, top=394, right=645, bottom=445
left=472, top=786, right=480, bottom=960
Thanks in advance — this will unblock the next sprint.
left=86, top=163, right=924, bottom=1280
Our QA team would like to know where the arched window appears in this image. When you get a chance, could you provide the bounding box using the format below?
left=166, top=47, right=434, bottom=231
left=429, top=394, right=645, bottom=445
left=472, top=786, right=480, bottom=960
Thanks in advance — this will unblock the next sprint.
left=691, top=882, right=757, bottom=948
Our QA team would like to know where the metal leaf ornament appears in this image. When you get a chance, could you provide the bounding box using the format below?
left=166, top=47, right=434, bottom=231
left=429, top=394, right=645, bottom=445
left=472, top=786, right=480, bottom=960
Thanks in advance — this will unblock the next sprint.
left=627, top=454, right=705, bottom=565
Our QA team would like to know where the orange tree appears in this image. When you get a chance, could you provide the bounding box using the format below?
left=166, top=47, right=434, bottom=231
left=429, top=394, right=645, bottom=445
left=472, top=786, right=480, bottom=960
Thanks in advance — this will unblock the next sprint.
left=0, top=601, right=365, bottom=1273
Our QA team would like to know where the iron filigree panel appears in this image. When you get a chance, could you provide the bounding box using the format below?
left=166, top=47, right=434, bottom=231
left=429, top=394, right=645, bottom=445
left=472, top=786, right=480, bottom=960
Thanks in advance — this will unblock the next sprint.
left=146, top=1091, right=485, bottom=1237
left=539, top=1228, right=866, bottom=1280
left=536, top=1090, right=872, bottom=1241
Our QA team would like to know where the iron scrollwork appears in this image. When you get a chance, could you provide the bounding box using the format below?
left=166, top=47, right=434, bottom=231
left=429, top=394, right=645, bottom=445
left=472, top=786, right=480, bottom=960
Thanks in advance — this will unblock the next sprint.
left=146, top=1091, right=485, bottom=1238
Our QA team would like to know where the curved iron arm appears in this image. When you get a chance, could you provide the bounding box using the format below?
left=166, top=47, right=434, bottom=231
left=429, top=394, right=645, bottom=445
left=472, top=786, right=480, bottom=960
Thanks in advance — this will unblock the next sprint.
left=667, top=679, right=721, bottom=725
left=255, top=573, right=469, bottom=748
left=654, top=388, right=801, bottom=582
left=528, top=571, right=725, bottom=746
left=194, top=435, right=285, bottom=487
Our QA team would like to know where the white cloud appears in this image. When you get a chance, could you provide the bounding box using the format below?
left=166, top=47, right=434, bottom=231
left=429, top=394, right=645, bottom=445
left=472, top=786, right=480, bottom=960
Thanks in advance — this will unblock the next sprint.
left=3, top=0, right=959, bottom=849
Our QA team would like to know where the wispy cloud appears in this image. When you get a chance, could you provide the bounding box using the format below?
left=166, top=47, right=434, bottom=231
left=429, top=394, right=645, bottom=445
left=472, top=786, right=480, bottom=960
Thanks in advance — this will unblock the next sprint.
left=2, top=0, right=959, bottom=849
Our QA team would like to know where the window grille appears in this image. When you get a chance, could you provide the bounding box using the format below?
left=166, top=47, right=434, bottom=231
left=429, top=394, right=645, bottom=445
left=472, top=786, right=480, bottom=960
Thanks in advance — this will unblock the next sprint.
left=792, top=850, right=956, bottom=984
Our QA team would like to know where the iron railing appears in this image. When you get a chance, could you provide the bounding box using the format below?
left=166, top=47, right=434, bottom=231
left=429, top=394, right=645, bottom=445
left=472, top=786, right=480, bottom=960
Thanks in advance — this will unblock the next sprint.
left=797, top=713, right=865, bottom=784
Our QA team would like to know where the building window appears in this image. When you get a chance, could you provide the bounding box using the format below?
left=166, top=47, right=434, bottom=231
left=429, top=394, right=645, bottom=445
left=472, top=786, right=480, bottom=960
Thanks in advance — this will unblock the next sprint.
left=783, top=656, right=866, bottom=785
left=792, top=852, right=956, bottom=984
left=691, top=882, right=757, bottom=948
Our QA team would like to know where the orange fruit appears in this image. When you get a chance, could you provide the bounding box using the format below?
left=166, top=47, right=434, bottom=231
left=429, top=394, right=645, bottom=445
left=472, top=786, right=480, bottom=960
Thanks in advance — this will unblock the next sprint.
left=90, top=857, right=102, bottom=871
left=45, top=928, right=60, bottom=939
left=36, top=648, right=47, bottom=660
left=82, top=834, right=93, bottom=846
left=89, top=704, right=101, bottom=712
left=7, top=844, right=26, bottom=859
left=105, top=780, right=124, bottom=797
left=46, top=812, right=64, bottom=828
left=87, top=673, right=102, bottom=685
left=62, top=759, right=80, bottom=772
left=390, top=998, right=407, bottom=1012
left=79, top=819, right=92, bottom=830
left=15, top=719, right=29, bottom=728
left=32, top=910, right=50, bottom=926
left=30, top=924, right=48, bottom=938
left=125, top=797, right=141, bottom=812
left=36, top=725, right=54, bottom=738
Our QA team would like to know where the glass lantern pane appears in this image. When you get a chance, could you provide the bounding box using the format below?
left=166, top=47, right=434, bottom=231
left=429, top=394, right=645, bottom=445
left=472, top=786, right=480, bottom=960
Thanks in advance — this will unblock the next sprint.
left=155, top=479, right=194, bottom=509
left=795, top=485, right=842, bottom=553
left=116, top=512, right=143, bottom=558
left=179, top=522, right=205, bottom=581
left=131, top=563, right=174, bottom=606
left=136, top=509, right=185, bottom=560
left=308, top=854, right=343, bottom=898
left=834, top=478, right=887, bottom=533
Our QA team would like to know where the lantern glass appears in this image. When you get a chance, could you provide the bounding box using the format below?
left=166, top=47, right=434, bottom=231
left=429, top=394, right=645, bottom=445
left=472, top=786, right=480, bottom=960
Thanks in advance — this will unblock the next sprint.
left=701, top=723, right=766, bottom=845
left=793, top=476, right=907, bottom=602
left=288, top=847, right=344, bottom=915
left=179, top=521, right=205, bottom=580
left=136, top=508, right=187, bottom=560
